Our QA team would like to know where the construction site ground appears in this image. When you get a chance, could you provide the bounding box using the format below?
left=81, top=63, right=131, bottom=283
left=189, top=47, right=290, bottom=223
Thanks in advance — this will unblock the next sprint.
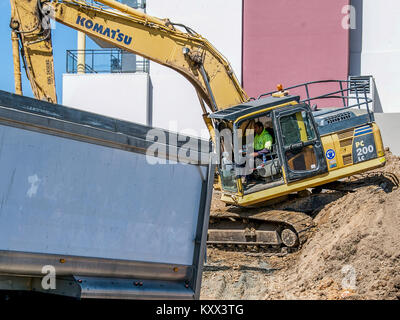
left=200, top=151, right=400, bottom=300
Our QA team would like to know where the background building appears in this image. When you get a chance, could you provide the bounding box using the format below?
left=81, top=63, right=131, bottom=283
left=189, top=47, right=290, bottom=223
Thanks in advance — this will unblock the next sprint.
left=62, top=0, right=400, bottom=153
left=63, top=0, right=242, bottom=139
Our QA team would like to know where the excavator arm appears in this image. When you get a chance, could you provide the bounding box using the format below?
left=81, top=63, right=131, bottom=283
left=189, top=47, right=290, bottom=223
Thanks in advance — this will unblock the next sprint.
left=10, top=0, right=248, bottom=113
left=10, top=0, right=57, bottom=103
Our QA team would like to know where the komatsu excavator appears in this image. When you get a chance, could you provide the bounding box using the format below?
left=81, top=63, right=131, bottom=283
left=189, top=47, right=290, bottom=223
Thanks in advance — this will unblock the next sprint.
left=10, top=0, right=387, bottom=251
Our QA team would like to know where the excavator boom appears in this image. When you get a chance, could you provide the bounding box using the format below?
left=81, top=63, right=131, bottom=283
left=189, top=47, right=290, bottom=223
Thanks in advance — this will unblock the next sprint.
left=10, top=0, right=248, bottom=111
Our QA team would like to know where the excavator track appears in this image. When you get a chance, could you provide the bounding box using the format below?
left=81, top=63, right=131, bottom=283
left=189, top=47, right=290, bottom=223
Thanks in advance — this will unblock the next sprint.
left=207, top=190, right=348, bottom=253
left=208, top=208, right=314, bottom=253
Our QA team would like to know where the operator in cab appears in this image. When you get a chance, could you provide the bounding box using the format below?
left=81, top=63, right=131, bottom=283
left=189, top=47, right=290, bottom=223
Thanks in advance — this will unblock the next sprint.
left=251, top=122, right=273, bottom=158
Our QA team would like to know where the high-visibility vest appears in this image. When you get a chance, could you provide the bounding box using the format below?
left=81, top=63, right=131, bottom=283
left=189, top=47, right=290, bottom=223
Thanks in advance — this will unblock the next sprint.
left=254, top=129, right=273, bottom=151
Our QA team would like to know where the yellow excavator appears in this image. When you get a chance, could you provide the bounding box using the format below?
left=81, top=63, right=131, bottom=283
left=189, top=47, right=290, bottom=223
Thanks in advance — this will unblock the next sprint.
left=10, top=0, right=387, bottom=250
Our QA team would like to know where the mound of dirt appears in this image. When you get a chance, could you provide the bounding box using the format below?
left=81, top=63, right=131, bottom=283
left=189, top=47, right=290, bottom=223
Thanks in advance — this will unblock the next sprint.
left=265, top=152, right=400, bottom=300
left=201, top=152, right=400, bottom=300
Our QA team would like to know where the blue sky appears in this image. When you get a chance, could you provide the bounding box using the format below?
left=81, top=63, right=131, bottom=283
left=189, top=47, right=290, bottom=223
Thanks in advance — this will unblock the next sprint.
left=0, top=1, right=98, bottom=102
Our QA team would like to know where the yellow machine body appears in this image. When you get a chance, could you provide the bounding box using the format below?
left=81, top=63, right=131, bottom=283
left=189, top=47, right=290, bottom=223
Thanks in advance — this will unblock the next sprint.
left=214, top=98, right=386, bottom=207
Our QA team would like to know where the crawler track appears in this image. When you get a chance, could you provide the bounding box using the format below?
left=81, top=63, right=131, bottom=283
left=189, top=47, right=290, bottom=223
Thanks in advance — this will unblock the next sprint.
left=207, top=191, right=347, bottom=254
left=208, top=209, right=314, bottom=253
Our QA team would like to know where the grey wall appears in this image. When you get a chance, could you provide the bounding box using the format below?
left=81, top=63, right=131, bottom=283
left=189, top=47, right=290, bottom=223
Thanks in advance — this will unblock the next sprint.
left=349, top=0, right=363, bottom=76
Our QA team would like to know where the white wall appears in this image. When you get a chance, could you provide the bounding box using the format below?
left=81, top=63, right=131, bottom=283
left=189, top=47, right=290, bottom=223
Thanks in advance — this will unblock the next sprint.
left=62, top=73, right=149, bottom=124
left=146, top=0, right=243, bottom=138
left=375, top=113, right=400, bottom=156
left=62, top=1, right=243, bottom=137
left=350, top=0, right=400, bottom=113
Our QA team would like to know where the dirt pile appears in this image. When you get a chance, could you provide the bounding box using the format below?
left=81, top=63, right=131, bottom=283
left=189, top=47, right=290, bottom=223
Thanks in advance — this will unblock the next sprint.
left=201, top=152, right=400, bottom=300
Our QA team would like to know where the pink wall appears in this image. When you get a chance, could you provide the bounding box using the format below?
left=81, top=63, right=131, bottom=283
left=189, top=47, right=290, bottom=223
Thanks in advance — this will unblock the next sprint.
left=243, top=0, right=350, bottom=107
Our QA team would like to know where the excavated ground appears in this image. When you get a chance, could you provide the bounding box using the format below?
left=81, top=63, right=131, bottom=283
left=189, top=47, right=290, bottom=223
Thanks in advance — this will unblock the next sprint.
left=200, top=151, right=400, bottom=300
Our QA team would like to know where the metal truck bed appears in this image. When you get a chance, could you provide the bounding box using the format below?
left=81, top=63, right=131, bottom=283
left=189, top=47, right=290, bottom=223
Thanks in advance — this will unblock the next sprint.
left=0, top=90, right=214, bottom=300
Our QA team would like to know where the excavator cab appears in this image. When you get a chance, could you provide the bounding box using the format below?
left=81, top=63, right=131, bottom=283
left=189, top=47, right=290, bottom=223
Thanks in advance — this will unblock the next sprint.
left=211, top=94, right=328, bottom=198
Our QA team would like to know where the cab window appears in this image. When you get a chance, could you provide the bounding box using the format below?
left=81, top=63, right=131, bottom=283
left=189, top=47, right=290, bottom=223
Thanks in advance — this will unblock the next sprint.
left=280, top=111, right=318, bottom=172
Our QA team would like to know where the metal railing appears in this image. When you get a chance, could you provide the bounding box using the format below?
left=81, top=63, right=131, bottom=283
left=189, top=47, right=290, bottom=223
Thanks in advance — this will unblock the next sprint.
left=66, top=49, right=150, bottom=74
left=256, top=79, right=374, bottom=121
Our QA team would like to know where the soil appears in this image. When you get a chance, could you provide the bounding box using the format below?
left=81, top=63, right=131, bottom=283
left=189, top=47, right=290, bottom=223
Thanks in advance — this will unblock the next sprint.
left=200, top=151, right=400, bottom=300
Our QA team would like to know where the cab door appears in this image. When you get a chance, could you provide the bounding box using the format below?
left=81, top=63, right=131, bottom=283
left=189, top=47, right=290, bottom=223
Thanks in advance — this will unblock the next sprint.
left=273, top=104, right=328, bottom=183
